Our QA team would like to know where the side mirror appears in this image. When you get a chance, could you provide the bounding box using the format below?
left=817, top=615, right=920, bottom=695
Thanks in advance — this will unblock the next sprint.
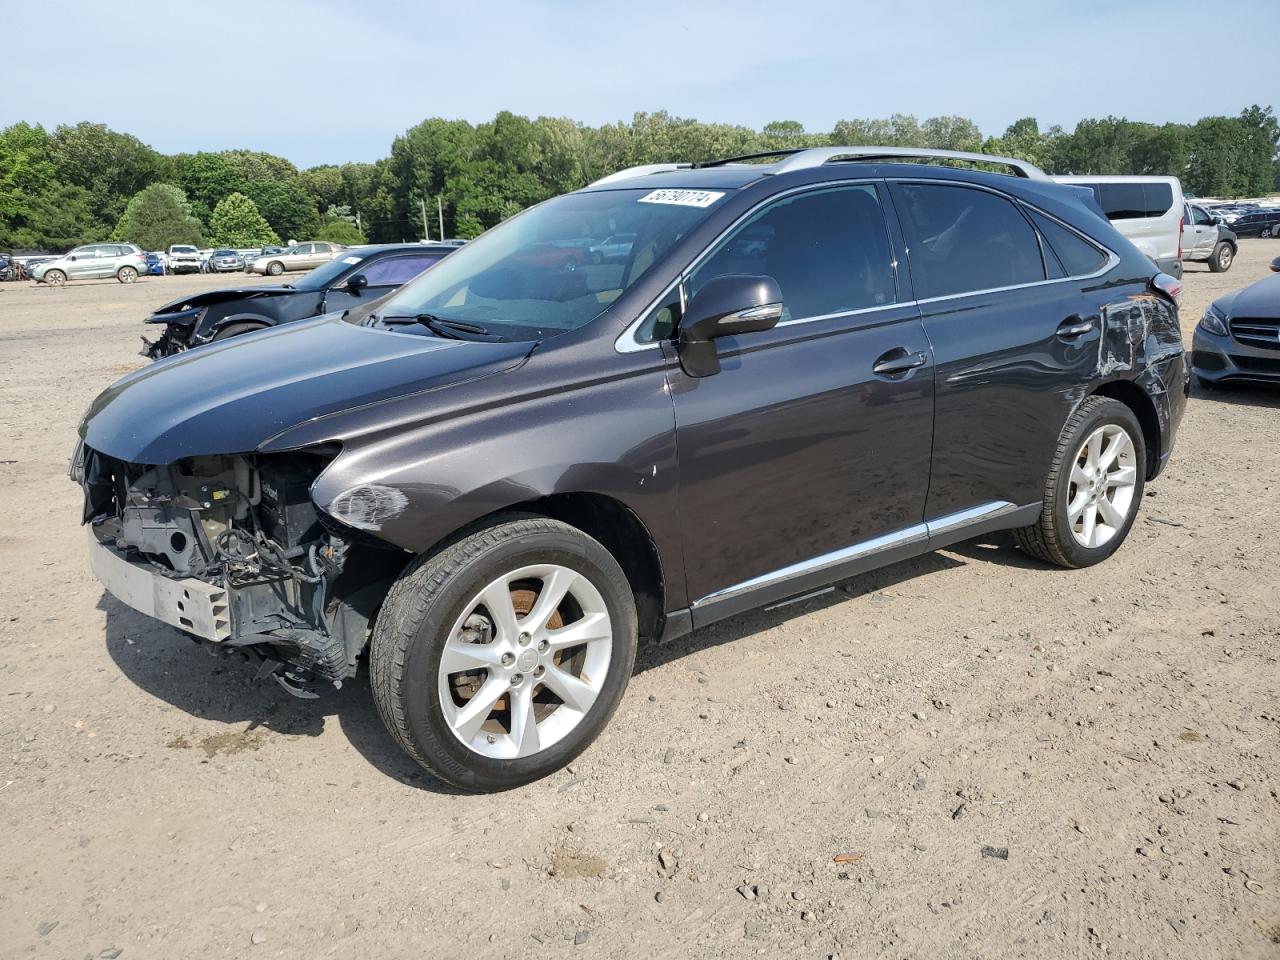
left=677, top=274, right=783, bottom=377
left=67, top=255, right=77, bottom=262
left=346, top=273, right=368, bottom=294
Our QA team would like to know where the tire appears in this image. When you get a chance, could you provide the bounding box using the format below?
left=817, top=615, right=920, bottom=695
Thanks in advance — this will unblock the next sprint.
left=1014, top=396, right=1146, bottom=569
left=559, top=257, right=577, bottom=273
left=211, top=321, right=266, bottom=342
left=370, top=515, right=638, bottom=792
left=266, top=261, right=284, bottom=276
left=117, top=266, right=138, bottom=284
left=1207, top=243, right=1233, bottom=273
left=44, top=269, right=67, bottom=287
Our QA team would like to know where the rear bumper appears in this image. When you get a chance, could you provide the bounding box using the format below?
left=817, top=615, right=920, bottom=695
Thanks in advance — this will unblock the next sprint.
left=87, top=525, right=231, bottom=641
left=1191, top=326, right=1280, bottom=384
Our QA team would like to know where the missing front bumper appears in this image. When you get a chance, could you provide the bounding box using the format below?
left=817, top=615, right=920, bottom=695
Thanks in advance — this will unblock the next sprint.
left=87, top=526, right=231, bottom=641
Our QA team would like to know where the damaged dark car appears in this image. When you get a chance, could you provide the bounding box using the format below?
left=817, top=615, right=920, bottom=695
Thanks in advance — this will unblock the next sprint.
left=77, top=147, right=1187, bottom=791
left=141, top=242, right=455, bottom=358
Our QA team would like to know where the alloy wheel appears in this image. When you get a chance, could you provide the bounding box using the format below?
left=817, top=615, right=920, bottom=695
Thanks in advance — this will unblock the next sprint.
left=1066, top=423, right=1138, bottom=549
left=1218, top=246, right=1233, bottom=270
left=438, top=564, right=613, bottom=760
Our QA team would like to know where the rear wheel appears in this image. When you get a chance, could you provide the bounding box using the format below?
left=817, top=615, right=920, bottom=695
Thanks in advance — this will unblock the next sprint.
left=266, top=261, right=284, bottom=276
left=1207, top=242, right=1233, bottom=273
left=117, top=266, right=138, bottom=284
left=370, top=515, right=637, bottom=792
left=44, top=269, right=67, bottom=287
left=1015, top=397, right=1146, bottom=569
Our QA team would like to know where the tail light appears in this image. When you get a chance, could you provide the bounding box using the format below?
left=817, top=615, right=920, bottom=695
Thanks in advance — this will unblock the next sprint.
left=1151, top=272, right=1181, bottom=303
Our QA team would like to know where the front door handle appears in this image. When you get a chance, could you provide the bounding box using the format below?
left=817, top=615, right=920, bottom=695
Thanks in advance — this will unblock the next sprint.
left=872, top=349, right=928, bottom=376
left=1057, top=316, right=1095, bottom=338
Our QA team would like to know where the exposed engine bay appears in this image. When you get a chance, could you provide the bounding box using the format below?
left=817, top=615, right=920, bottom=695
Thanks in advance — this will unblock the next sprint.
left=75, top=444, right=404, bottom=696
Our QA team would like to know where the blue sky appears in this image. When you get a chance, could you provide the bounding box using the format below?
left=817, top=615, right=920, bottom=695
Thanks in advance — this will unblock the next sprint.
left=7, top=0, right=1277, bottom=169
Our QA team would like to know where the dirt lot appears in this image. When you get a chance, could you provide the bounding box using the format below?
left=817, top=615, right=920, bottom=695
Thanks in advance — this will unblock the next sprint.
left=1, top=245, right=1278, bottom=960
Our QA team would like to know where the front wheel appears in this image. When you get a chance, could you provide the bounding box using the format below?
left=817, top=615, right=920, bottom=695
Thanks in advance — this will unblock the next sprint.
left=266, top=261, right=284, bottom=276
left=370, top=515, right=638, bottom=792
left=1015, top=397, right=1146, bottom=569
left=44, top=269, right=67, bottom=286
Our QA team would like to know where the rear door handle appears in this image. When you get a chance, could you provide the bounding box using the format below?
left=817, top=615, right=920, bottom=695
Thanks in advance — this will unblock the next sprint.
left=1057, top=316, right=1094, bottom=338
left=872, top=349, right=929, bottom=376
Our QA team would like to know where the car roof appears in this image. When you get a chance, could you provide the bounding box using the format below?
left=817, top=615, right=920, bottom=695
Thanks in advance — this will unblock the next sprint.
left=346, top=243, right=456, bottom=256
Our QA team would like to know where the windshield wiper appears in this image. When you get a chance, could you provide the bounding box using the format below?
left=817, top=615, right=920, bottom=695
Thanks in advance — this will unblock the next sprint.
left=382, top=313, right=492, bottom=339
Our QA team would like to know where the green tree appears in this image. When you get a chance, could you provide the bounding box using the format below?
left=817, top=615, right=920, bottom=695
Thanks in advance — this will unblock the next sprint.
left=174, top=152, right=246, bottom=212
left=207, top=192, right=280, bottom=247
left=316, top=219, right=365, bottom=245
left=242, top=179, right=319, bottom=241
left=110, top=183, right=204, bottom=250
left=47, top=122, right=167, bottom=230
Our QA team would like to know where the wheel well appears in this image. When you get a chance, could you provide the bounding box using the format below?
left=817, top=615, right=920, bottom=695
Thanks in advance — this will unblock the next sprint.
left=462, top=493, right=666, bottom=643
left=1090, top=380, right=1160, bottom=478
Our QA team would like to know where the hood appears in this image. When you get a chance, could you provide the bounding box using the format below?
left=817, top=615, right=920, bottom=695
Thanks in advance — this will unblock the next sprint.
left=149, top=286, right=297, bottom=317
left=81, top=315, right=534, bottom=464
left=1217, top=273, right=1280, bottom=321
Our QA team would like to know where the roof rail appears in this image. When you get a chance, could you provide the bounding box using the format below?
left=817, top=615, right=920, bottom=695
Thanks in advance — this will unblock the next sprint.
left=589, top=163, right=692, bottom=187
left=769, top=146, right=1049, bottom=180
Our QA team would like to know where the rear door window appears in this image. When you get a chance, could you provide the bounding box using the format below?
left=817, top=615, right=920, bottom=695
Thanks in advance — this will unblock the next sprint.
left=891, top=182, right=1045, bottom=298
left=687, top=183, right=896, bottom=323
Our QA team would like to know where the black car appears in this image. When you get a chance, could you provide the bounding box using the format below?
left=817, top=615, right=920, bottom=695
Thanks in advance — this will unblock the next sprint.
left=141, top=243, right=455, bottom=357
left=1227, top=209, right=1280, bottom=239
left=1192, top=271, right=1280, bottom=386
left=76, top=147, right=1187, bottom=791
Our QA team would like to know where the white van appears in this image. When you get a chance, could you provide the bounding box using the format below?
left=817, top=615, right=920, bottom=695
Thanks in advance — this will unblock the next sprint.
left=1052, top=175, right=1184, bottom=279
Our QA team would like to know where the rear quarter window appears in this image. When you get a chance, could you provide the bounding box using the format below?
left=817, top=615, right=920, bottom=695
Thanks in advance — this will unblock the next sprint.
left=1027, top=210, right=1109, bottom=277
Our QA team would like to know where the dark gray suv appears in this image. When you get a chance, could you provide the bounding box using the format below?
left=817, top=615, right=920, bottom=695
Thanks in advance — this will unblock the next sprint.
left=75, top=147, right=1188, bottom=790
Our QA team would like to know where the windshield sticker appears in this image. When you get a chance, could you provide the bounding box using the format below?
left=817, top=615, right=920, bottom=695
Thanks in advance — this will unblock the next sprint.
left=638, top=189, right=725, bottom=208
left=341, top=255, right=363, bottom=265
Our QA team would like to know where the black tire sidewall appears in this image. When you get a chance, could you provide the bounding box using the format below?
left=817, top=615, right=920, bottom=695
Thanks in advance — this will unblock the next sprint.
left=397, top=530, right=637, bottom=790
left=1051, top=401, right=1146, bottom=567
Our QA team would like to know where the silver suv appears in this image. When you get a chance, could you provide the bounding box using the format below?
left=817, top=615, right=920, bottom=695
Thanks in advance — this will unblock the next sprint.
left=31, top=243, right=148, bottom=286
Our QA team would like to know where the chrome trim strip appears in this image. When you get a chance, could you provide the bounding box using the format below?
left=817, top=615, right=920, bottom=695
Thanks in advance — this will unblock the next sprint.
left=614, top=178, right=1120, bottom=354
left=924, top=500, right=1018, bottom=539
left=690, top=524, right=929, bottom=610
left=690, top=500, right=1021, bottom=611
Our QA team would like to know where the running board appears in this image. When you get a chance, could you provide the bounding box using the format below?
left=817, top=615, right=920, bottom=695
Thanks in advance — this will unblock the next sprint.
left=688, top=501, right=1039, bottom=628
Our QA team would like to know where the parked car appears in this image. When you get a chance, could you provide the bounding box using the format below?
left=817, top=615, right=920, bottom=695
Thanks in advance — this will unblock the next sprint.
left=1053, top=175, right=1185, bottom=278
left=141, top=243, right=455, bottom=357
left=1182, top=202, right=1237, bottom=272
left=1192, top=271, right=1280, bottom=387
left=75, top=146, right=1187, bottom=791
left=0, top=253, right=17, bottom=281
left=30, top=243, right=148, bottom=285
left=167, top=244, right=204, bottom=275
left=145, top=252, right=166, bottom=276
left=243, top=245, right=285, bottom=272
left=588, top=232, right=636, bottom=264
left=247, top=241, right=344, bottom=276
left=207, top=249, right=245, bottom=273
left=1227, top=209, right=1280, bottom=239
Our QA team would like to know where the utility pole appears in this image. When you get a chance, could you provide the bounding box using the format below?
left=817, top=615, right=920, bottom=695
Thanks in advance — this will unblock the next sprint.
left=419, top=196, right=430, bottom=242
left=437, top=196, right=445, bottom=242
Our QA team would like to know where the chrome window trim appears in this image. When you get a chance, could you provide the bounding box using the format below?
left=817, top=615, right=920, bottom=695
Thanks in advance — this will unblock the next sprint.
left=690, top=500, right=1019, bottom=610
left=614, top=177, right=1121, bottom=355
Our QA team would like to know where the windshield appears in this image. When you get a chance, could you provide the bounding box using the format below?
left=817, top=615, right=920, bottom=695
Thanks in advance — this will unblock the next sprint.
left=171, top=246, right=197, bottom=254
left=294, top=252, right=364, bottom=291
left=213, top=249, right=236, bottom=256
left=366, top=187, right=724, bottom=340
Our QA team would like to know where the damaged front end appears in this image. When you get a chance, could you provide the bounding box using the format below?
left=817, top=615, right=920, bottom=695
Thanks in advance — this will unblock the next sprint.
left=75, top=443, right=401, bottom=696
left=140, top=305, right=201, bottom=359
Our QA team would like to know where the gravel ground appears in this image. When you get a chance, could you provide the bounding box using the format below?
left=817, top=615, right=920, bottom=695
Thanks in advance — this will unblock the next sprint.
left=1, top=245, right=1278, bottom=959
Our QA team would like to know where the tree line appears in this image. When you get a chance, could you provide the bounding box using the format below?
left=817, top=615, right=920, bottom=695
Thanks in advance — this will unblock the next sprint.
left=1, top=107, right=1276, bottom=253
